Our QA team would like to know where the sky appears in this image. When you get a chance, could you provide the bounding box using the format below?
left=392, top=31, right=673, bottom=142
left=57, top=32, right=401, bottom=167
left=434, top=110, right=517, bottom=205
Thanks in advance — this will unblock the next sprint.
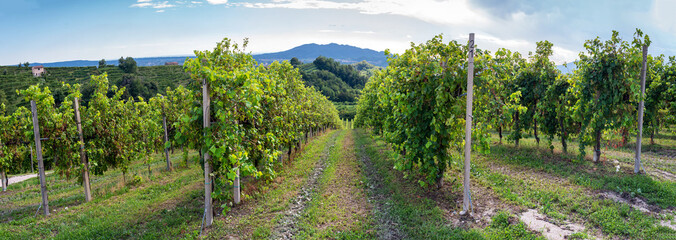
left=1, top=0, right=676, bottom=66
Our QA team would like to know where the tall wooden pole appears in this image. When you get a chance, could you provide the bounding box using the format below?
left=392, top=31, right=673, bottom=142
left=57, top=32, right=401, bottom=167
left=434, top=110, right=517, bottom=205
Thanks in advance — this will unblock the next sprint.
left=74, top=97, right=92, bottom=202
left=461, top=33, right=475, bottom=215
left=635, top=45, right=648, bottom=174
left=162, top=96, right=172, bottom=171
left=233, top=106, right=241, bottom=205
left=202, top=79, right=213, bottom=227
left=0, top=139, right=5, bottom=192
left=31, top=100, right=49, bottom=216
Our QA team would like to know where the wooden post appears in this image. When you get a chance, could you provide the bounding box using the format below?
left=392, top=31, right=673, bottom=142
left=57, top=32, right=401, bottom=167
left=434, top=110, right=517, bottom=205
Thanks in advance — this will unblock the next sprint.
left=30, top=144, right=34, bottom=173
left=162, top=96, right=172, bottom=172
left=233, top=106, right=241, bottom=205
left=461, top=33, right=475, bottom=216
left=202, top=79, right=213, bottom=227
left=31, top=100, right=49, bottom=216
left=74, top=97, right=92, bottom=202
left=234, top=168, right=240, bottom=204
left=635, top=45, right=648, bottom=174
left=1, top=169, right=6, bottom=192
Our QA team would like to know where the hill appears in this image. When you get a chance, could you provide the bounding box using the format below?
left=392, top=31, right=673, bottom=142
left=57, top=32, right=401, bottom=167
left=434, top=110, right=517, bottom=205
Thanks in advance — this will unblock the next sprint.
left=255, top=43, right=387, bottom=67
left=17, top=43, right=387, bottom=68
left=0, top=65, right=190, bottom=113
left=295, top=57, right=381, bottom=119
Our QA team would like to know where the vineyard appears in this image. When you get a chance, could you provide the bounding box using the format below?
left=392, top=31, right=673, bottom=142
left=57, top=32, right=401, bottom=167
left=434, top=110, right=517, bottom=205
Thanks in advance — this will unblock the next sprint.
left=0, top=31, right=675, bottom=240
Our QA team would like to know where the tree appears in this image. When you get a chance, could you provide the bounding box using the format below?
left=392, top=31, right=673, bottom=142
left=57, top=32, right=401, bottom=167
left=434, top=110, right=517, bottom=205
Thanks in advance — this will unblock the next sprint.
left=118, top=56, right=138, bottom=73
left=98, top=59, right=106, bottom=68
left=23, top=62, right=30, bottom=68
left=290, top=57, right=302, bottom=67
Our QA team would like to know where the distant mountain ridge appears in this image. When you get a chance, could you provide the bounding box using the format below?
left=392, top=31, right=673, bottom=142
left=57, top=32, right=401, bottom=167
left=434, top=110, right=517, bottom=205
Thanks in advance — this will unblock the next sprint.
left=254, top=43, right=387, bottom=67
left=18, top=43, right=388, bottom=68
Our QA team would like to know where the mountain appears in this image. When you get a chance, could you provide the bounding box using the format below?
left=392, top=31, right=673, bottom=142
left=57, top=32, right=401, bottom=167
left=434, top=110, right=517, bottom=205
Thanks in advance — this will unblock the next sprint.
left=254, top=43, right=387, bottom=67
left=17, top=43, right=388, bottom=68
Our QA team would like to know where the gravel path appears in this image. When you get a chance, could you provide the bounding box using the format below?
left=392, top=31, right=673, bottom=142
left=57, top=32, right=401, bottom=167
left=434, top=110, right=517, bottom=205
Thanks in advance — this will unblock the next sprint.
left=7, top=172, right=52, bottom=185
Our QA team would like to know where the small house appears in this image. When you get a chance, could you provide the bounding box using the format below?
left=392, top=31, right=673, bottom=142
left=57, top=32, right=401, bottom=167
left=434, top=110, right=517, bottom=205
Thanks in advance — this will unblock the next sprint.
left=165, top=62, right=179, bottom=66
left=31, top=65, right=45, bottom=77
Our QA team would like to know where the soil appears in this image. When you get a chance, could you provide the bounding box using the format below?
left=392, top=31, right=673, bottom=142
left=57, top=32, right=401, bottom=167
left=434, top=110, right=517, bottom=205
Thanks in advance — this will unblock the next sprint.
left=519, top=209, right=586, bottom=240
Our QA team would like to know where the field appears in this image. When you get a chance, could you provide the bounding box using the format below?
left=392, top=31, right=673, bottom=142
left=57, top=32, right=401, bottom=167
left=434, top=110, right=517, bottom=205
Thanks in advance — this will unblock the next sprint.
left=1, top=128, right=673, bottom=239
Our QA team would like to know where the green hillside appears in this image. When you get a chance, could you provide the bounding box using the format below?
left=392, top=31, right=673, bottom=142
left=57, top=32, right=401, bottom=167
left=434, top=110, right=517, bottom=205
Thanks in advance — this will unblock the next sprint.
left=0, top=65, right=190, bottom=112
left=1, top=57, right=379, bottom=120
left=294, top=57, right=381, bottom=119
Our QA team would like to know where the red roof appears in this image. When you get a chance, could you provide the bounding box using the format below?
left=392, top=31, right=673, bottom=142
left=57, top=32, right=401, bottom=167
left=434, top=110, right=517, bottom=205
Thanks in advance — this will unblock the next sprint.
left=32, top=65, right=44, bottom=69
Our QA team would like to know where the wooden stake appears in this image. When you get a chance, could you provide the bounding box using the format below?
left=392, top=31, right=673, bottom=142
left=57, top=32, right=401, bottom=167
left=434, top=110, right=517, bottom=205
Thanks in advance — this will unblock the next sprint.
left=1, top=169, right=6, bottom=192
left=234, top=168, right=240, bottom=204
left=74, top=97, right=92, bottom=202
left=31, top=100, right=49, bottom=216
left=162, top=96, right=172, bottom=172
left=30, top=144, right=34, bottom=173
left=461, top=33, right=475, bottom=216
left=202, top=79, right=213, bottom=227
left=233, top=106, right=240, bottom=205
left=635, top=45, right=648, bottom=174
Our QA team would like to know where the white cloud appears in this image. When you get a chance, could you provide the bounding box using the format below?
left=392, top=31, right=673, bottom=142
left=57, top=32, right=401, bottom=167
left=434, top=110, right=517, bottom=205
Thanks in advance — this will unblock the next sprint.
left=131, top=2, right=153, bottom=7
left=236, top=0, right=489, bottom=26
left=156, top=9, right=165, bottom=12
left=651, top=0, right=676, bottom=36
left=319, top=29, right=339, bottom=33
left=130, top=1, right=175, bottom=9
left=206, top=0, right=228, bottom=4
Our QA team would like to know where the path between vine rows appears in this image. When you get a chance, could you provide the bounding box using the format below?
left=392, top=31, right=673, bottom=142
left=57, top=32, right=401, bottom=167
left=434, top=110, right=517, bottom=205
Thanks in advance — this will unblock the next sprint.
left=269, top=131, right=339, bottom=239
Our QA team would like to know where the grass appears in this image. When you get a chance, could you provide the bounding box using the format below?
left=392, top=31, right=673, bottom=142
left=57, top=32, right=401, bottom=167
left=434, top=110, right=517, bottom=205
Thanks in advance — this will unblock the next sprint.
left=486, top=132, right=676, bottom=208
left=205, top=130, right=340, bottom=239
left=295, top=129, right=375, bottom=239
left=0, top=151, right=203, bottom=239
left=470, top=136, right=675, bottom=238
left=1, top=127, right=672, bottom=239
left=354, top=129, right=544, bottom=240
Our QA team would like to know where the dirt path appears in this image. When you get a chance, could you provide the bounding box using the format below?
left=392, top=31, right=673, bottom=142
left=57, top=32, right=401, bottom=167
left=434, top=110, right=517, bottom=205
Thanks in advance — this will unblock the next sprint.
left=7, top=171, right=52, bottom=185
left=357, top=141, right=406, bottom=239
left=270, top=131, right=339, bottom=239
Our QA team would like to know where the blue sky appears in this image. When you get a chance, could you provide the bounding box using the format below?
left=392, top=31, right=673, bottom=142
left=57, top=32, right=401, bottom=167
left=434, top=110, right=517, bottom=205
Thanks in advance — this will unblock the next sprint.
left=1, top=0, right=675, bottom=65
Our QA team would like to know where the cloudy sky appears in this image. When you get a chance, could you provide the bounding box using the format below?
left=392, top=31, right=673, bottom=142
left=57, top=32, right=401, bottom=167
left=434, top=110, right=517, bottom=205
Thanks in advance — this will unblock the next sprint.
left=1, top=0, right=675, bottom=65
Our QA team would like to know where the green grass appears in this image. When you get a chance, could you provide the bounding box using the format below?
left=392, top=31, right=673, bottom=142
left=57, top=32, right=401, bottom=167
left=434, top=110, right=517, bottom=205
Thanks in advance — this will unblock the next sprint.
left=483, top=137, right=676, bottom=208
left=295, top=130, right=375, bottom=239
left=0, top=151, right=203, bottom=239
left=354, top=129, right=543, bottom=240
left=471, top=144, right=675, bottom=238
